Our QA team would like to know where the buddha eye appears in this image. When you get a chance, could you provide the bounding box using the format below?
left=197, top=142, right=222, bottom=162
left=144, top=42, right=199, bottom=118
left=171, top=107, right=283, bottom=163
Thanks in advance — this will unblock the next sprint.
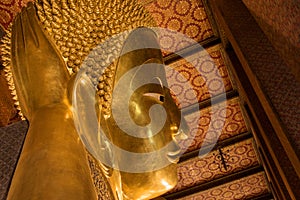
left=159, top=95, right=165, bottom=102
left=141, top=77, right=165, bottom=102
left=143, top=93, right=165, bottom=103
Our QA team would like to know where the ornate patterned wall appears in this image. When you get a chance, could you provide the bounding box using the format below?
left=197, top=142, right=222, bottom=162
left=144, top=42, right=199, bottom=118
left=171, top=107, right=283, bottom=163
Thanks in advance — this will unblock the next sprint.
left=0, top=121, right=28, bottom=200
left=181, top=97, right=248, bottom=152
left=0, top=0, right=34, bottom=29
left=141, top=0, right=215, bottom=54
left=0, top=70, right=18, bottom=126
left=166, top=45, right=233, bottom=108
left=178, top=172, right=269, bottom=200
left=0, top=0, right=273, bottom=199
left=172, top=139, right=259, bottom=192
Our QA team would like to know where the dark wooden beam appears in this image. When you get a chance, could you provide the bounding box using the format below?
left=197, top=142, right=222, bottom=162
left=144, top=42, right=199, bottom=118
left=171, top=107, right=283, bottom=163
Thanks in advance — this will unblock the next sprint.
left=248, top=193, right=274, bottom=200
left=244, top=103, right=288, bottom=200
left=181, top=89, right=238, bottom=116
left=226, top=47, right=295, bottom=200
left=163, top=36, right=221, bottom=65
left=209, top=0, right=300, bottom=199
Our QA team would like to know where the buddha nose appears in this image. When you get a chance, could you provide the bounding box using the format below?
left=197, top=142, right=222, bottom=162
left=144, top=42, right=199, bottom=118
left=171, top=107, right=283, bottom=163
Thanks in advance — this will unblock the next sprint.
left=167, top=121, right=189, bottom=164
left=170, top=118, right=189, bottom=142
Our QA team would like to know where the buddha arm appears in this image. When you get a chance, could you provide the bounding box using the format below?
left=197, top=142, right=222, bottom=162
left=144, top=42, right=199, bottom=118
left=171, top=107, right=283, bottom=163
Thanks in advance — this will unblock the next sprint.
left=8, top=104, right=97, bottom=200
left=7, top=3, right=97, bottom=200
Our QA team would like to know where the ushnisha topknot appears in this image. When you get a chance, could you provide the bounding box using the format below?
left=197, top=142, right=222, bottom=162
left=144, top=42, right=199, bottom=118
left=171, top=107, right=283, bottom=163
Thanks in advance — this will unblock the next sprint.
left=35, top=0, right=155, bottom=73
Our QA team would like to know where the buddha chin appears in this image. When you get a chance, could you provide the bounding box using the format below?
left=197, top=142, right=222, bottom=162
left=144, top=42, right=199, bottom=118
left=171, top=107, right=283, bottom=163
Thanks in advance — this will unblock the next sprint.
left=120, top=164, right=178, bottom=200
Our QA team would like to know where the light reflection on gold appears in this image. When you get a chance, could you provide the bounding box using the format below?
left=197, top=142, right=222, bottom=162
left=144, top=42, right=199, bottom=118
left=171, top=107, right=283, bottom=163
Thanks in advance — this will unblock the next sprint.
left=5, top=3, right=97, bottom=200
left=3, top=1, right=187, bottom=199
left=95, top=27, right=185, bottom=199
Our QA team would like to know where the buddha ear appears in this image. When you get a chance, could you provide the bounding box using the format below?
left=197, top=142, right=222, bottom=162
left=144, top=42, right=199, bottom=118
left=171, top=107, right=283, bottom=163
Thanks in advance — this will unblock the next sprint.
left=72, top=71, right=98, bottom=153
left=72, top=70, right=114, bottom=177
left=97, top=137, right=113, bottom=178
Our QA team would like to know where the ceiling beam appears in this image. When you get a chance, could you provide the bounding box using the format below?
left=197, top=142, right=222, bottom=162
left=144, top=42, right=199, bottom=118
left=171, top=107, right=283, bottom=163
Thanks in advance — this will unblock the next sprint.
left=181, top=89, right=238, bottom=116
left=163, top=36, right=221, bottom=65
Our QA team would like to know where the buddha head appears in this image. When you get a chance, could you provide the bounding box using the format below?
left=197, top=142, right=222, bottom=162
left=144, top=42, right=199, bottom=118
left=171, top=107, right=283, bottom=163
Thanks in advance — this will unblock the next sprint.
left=72, top=27, right=188, bottom=200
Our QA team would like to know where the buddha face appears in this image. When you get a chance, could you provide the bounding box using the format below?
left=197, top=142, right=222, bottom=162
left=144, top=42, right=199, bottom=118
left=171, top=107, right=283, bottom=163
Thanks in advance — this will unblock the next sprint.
left=102, top=78, right=187, bottom=200
left=72, top=28, right=188, bottom=200
left=98, top=28, right=188, bottom=199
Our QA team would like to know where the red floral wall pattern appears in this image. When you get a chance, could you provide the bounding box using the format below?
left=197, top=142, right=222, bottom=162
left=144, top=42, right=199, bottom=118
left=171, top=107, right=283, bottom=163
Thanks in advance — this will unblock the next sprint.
left=0, top=0, right=33, bottom=29
left=142, top=0, right=214, bottom=54
left=172, top=139, right=259, bottom=192
left=166, top=45, right=233, bottom=108
left=181, top=97, right=248, bottom=153
left=179, top=172, right=269, bottom=200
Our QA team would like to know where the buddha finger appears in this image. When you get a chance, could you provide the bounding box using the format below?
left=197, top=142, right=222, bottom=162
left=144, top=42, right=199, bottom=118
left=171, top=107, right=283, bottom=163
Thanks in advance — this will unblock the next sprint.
left=11, top=8, right=31, bottom=118
left=11, top=2, right=70, bottom=119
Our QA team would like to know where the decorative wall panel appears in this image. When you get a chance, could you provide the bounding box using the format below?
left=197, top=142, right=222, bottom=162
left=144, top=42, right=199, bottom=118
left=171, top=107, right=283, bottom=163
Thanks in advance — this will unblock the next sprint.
left=180, top=97, right=248, bottom=153
left=0, top=121, right=28, bottom=200
left=172, top=138, right=259, bottom=192
left=142, top=0, right=214, bottom=54
left=179, top=172, right=269, bottom=200
left=166, top=45, right=233, bottom=108
left=0, top=0, right=33, bottom=29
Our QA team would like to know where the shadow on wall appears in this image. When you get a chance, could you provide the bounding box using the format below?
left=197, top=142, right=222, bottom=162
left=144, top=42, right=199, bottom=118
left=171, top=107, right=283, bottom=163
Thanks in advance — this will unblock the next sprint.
left=243, top=0, right=300, bottom=81
left=0, top=26, right=4, bottom=69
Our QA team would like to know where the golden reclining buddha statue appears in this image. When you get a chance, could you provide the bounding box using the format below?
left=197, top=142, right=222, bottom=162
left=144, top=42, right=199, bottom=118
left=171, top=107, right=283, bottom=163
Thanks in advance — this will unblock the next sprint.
left=1, top=0, right=188, bottom=199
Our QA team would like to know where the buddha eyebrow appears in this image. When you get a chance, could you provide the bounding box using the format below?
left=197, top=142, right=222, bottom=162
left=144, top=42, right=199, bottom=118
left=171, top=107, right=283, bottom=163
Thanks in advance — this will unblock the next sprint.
left=152, top=76, right=164, bottom=88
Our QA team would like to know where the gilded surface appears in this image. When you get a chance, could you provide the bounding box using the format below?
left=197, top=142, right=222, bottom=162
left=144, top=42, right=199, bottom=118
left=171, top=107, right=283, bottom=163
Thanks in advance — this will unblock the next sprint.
left=0, top=0, right=273, bottom=199
left=6, top=4, right=97, bottom=200
left=87, top=154, right=115, bottom=200
left=35, top=0, right=155, bottom=73
left=2, top=0, right=185, bottom=199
